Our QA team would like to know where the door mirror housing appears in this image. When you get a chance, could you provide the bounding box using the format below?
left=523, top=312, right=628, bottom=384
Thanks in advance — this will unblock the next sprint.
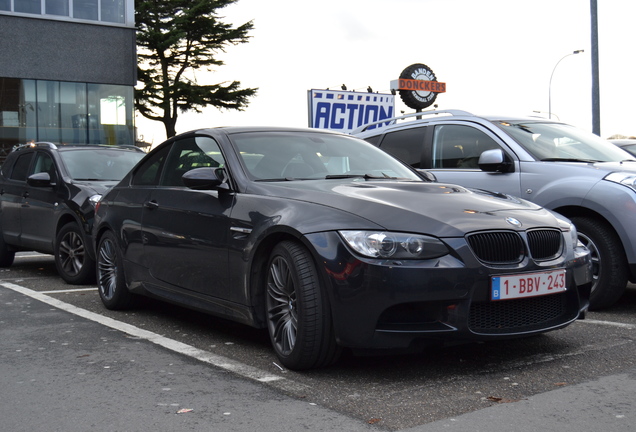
left=478, top=149, right=514, bottom=173
left=416, top=169, right=437, bottom=182
left=27, top=172, right=54, bottom=187
left=182, top=167, right=230, bottom=191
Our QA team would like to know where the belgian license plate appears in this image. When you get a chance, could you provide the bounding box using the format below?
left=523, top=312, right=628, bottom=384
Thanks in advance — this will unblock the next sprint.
left=491, top=269, right=567, bottom=301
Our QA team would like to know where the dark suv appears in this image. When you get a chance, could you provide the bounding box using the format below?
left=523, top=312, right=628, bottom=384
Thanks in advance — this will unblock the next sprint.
left=0, top=142, right=145, bottom=283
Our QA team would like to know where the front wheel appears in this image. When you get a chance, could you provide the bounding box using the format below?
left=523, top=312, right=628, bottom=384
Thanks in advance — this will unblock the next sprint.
left=97, top=231, right=135, bottom=310
left=55, top=223, right=95, bottom=284
left=570, top=216, right=628, bottom=310
left=265, top=241, right=341, bottom=370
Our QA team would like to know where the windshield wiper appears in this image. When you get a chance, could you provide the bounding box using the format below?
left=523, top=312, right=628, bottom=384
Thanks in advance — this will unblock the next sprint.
left=540, top=158, right=602, bottom=163
left=255, top=178, right=301, bottom=182
left=325, top=173, right=399, bottom=180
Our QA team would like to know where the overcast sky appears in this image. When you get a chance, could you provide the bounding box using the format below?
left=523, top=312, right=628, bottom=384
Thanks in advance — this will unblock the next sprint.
left=136, top=0, right=636, bottom=145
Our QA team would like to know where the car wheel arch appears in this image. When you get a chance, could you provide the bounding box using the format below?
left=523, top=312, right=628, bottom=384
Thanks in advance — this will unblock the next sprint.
left=555, top=206, right=630, bottom=309
left=248, top=231, right=325, bottom=327
left=55, top=211, right=87, bottom=238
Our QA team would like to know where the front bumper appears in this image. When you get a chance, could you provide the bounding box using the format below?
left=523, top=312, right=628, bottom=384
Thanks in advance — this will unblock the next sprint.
left=305, top=232, right=592, bottom=350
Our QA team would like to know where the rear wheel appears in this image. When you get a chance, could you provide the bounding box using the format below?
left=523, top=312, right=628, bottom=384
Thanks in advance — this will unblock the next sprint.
left=97, top=231, right=135, bottom=310
left=55, top=222, right=95, bottom=284
left=265, top=241, right=341, bottom=370
left=0, top=233, right=15, bottom=267
left=571, top=216, right=628, bottom=310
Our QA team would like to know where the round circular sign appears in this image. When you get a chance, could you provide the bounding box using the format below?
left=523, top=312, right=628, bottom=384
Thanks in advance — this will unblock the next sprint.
left=399, top=63, right=439, bottom=110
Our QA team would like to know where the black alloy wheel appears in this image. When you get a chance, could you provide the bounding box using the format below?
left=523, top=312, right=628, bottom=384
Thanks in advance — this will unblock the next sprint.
left=97, top=231, right=134, bottom=310
left=265, top=241, right=341, bottom=370
left=55, top=223, right=95, bottom=284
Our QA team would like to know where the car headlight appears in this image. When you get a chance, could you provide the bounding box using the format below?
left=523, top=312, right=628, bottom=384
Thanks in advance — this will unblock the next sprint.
left=88, top=194, right=102, bottom=209
left=604, top=172, right=636, bottom=192
left=565, top=221, right=579, bottom=246
left=338, top=230, right=449, bottom=259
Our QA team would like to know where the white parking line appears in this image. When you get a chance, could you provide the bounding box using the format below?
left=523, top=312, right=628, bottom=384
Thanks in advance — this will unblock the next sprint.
left=577, top=318, right=636, bottom=330
left=0, top=281, right=308, bottom=393
left=39, top=287, right=98, bottom=294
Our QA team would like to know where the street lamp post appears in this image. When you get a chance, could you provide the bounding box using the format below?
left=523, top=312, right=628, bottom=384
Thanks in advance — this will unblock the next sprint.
left=549, top=50, right=584, bottom=119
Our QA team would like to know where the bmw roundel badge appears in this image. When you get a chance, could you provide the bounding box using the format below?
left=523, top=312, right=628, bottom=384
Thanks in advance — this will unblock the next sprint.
left=506, top=217, right=522, bottom=227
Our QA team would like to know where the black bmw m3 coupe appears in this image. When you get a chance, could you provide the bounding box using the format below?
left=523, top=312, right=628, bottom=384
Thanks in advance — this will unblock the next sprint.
left=92, top=126, right=592, bottom=370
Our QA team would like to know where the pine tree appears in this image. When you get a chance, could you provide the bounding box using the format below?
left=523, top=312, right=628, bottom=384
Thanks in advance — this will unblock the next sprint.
left=135, top=0, right=257, bottom=137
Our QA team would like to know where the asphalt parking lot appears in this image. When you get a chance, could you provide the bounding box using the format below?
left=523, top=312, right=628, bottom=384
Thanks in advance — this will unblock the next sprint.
left=3, top=252, right=636, bottom=431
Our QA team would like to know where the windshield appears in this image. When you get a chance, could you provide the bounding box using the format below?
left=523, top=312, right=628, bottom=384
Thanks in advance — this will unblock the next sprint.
left=497, top=121, right=635, bottom=162
left=230, top=131, right=422, bottom=181
left=60, top=148, right=145, bottom=181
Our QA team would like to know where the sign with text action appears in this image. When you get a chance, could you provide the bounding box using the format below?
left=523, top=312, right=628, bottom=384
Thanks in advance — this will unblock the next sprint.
left=308, top=89, right=395, bottom=133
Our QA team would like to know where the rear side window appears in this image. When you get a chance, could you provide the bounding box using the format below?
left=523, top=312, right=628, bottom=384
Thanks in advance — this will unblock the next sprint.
left=160, top=136, right=225, bottom=187
left=132, top=145, right=170, bottom=186
left=378, top=127, right=425, bottom=168
left=8, top=153, right=34, bottom=181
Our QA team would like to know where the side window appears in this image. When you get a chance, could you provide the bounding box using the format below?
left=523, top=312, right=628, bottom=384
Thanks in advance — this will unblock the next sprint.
left=432, top=125, right=501, bottom=169
left=160, top=136, right=225, bottom=187
left=131, top=145, right=170, bottom=186
left=379, top=127, right=426, bottom=168
left=363, top=135, right=382, bottom=146
left=9, top=153, right=34, bottom=181
left=32, top=152, right=57, bottom=183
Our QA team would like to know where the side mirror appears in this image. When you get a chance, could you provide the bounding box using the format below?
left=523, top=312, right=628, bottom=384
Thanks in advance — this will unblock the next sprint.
left=478, top=149, right=513, bottom=173
left=182, top=167, right=230, bottom=191
left=27, top=172, right=54, bottom=187
left=416, top=169, right=437, bottom=182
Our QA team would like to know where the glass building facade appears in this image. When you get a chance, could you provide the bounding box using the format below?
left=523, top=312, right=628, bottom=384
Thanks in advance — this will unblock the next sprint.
left=0, top=0, right=136, bottom=160
left=0, top=79, right=134, bottom=155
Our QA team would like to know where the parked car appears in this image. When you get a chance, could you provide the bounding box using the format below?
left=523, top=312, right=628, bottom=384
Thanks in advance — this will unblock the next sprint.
left=92, top=126, right=591, bottom=370
left=354, top=109, right=636, bottom=310
left=610, top=139, right=636, bottom=157
left=0, top=142, right=145, bottom=283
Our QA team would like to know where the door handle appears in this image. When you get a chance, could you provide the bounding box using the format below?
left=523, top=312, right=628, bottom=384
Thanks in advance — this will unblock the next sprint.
left=144, top=200, right=159, bottom=209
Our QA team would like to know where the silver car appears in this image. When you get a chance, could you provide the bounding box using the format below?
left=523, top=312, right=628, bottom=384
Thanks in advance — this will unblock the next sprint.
left=355, top=110, right=636, bottom=310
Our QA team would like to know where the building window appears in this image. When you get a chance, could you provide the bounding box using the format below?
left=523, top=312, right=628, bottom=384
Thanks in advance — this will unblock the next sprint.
left=0, top=78, right=134, bottom=158
left=2, top=0, right=130, bottom=24
left=101, top=0, right=124, bottom=23
left=74, top=0, right=97, bottom=20
left=14, top=0, right=41, bottom=14
left=46, top=0, right=69, bottom=17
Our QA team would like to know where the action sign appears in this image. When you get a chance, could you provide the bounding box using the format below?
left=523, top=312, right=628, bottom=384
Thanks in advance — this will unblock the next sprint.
left=308, top=89, right=395, bottom=133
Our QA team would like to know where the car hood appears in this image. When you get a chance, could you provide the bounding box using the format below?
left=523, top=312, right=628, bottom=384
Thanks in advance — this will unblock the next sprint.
left=253, top=180, right=562, bottom=237
left=71, top=180, right=119, bottom=195
left=591, top=161, right=636, bottom=171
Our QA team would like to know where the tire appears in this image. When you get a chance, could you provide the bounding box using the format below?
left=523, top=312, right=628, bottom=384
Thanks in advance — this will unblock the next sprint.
left=265, top=241, right=341, bottom=370
left=55, top=223, right=95, bottom=284
left=0, top=233, right=15, bottom=267
left=96, top=231, right=135, bottom=310
left=570, top=216, right=628, bottom=310
left=398, top=63, right=439, bottom=110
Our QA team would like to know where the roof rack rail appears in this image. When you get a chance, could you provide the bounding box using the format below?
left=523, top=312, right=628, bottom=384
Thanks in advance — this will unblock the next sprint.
left=351, top=109, right=474, bottom=134
left=11, top=141, right=58, bottom=152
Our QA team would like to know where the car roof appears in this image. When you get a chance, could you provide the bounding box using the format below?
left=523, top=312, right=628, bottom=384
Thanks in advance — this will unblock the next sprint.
left=10, top=142, right=144, bottom=153
left=183, top=125, right=349, bottom=136
left=609, top=139, right=636, bottom=145
left=352, top=110, right=565, bottom=135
